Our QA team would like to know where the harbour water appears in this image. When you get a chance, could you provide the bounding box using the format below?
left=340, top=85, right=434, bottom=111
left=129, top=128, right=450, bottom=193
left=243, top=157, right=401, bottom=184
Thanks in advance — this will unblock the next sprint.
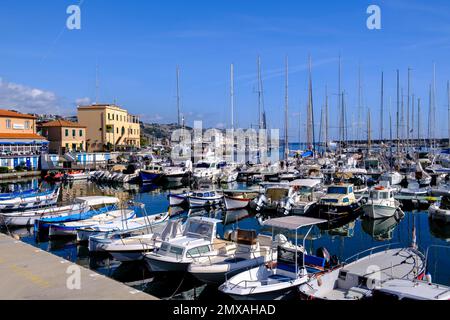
left=1, top=178, right=449, bottom=300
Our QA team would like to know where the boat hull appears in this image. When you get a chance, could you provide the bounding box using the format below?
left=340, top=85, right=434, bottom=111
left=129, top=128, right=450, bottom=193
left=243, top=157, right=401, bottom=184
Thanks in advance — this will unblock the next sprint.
left=224, top=196, right=250, bottom=210
left=363, top=204, right=397, bottom=219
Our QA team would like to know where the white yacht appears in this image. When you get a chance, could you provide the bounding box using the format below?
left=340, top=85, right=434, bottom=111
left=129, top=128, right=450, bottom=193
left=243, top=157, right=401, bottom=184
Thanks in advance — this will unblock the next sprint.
left=103, top=219, right=184, bottom=262
left=188, top=229, right=275, bottom=285
left=298, top=245, right=426, bottom=300
left=219, top=216, right=331, bottom=300
left=281, top=179, right=323, bottom=216
left=428, top=196, right=450, bottom=223
left=380, top=171, right=403, bottom=185
left=144, top=217, right=232, bottom=272
left=363, top=184, right=401, bottom=219
left=188, top=190, right=223, bottom=208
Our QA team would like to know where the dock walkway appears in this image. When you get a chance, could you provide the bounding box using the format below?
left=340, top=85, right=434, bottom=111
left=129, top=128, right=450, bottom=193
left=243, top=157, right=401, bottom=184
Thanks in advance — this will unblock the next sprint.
left=0, top=233, right=157, bottom=300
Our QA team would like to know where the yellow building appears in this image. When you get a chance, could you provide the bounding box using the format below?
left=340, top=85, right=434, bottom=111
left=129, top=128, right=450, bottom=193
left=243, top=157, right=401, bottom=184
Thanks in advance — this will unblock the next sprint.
left=0, top=109, right=47, bottom=155
left=77, top=104, right=140, bottom=152
left=39, top=119, right=86, bottom=154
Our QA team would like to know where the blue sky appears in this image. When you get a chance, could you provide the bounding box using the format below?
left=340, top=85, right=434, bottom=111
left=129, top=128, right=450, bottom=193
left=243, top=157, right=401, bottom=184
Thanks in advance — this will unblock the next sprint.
left=1, top=0, right=450, bottom=141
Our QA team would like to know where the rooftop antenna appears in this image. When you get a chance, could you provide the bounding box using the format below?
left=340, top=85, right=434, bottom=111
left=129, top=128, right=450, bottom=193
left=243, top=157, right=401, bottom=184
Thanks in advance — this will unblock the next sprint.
left=95, top=63, right=99, bottom=105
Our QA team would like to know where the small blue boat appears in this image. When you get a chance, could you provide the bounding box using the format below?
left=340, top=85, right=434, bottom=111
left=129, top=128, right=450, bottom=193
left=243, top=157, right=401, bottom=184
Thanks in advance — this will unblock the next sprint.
left=139, top=164, right=164, bottom=183
left=34, top=196, right=120, bottom=236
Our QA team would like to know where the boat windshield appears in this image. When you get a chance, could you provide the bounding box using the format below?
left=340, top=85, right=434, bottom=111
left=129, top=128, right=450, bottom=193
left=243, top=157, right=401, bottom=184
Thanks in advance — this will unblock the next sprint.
left=327, top=186, right=348, bottom=195
left=195, top=163, right=210, bottom=169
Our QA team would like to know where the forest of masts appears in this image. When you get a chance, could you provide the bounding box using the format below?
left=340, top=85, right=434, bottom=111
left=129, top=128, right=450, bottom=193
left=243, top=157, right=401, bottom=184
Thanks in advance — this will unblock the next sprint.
left=174, top=56, right=450, bottom=157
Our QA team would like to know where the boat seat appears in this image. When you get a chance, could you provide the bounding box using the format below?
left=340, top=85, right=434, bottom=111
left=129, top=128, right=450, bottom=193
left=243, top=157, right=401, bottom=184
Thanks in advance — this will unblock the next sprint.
left=345, top=286, right=371, bottom=300
left=257, top=234, right=272, bottom=247
left=213, top=238, right=230, bottom=250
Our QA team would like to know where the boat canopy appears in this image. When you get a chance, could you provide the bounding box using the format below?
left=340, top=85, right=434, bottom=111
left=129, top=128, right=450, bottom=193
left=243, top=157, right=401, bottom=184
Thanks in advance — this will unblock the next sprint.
left=75, top=196, right=120, bottom=206
left=290, top=179, right=321, bottom=188
left=263, top=216, right=327, bottom=230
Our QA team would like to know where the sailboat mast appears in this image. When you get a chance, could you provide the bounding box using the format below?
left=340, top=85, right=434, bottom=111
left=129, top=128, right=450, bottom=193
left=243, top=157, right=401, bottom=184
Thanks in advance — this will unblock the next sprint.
left=358, top=65, right=362, bottom=143
left=407, top=68, right=411, bottom=150
left=418, top=97, right=421, bottom=143
left=396, top=70, right=400, bottom=153
left=230, top=63, right=235, bottom=130
left=307, top=55, right=315, bottom=151
left=284, top=56, right=289, bottom=161
left=380, top=71, right=384, bottom=141
left=257, top=56, right=262, bottom=129
left=448, top=80, right=450, bottom=148
left=411, top=95, right=415, bottom=148
left=338, top=55, right=342, bottom=150
left=176, top=65, right=181, bottom=126
left=368, top=108, right=371, bottom=153
left=325, top=85, right=329, bottom=148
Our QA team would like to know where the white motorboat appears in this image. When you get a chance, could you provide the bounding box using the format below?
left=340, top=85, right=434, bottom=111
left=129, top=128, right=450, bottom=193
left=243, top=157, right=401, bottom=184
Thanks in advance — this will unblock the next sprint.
left=298, top=245, right=426, bottom=300
left=249, top=183, right=291, bottom=213
left=188, top=229, right=275, bottom=285
left=223, top=189, right=260, bottom=210
left=65, top=170, right=91, bottom=181
left=83, top=212, right=170, bottom=248
left=144, top=217, right=232, bottom=272
left=380, top=171, right=403, bottom=185
left=428, top=196, right=450, bottom=223
left=407, top=161, right=432, bottom=187
left=48, top=208, right=136, bottom=238
left=168, top=191, right=191, bottom=207
left=363, top=184, right=401, bottom=219
left=0, top=187, right=60, bottom=211
left=163, top=165, right=191, bottom=183
left=219, top=216, right=331, bottom=300
left=104, top=219, right=184, bottom=262
left=281, top=179, right=323, bottom=216
left=0, top=196, right=118, bottom=227
left=188, top=190, right=223, bottom=208
left=193, top=160, right=223, bottom=181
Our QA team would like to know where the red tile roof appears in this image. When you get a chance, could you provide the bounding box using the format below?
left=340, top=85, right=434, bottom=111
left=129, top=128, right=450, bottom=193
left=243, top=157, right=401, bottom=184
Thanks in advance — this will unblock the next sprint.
left=0, top=109, right=36, bottom=119
left=40, top=119, right=86, bottom=128
left=0, top=133, right=46, bottom=140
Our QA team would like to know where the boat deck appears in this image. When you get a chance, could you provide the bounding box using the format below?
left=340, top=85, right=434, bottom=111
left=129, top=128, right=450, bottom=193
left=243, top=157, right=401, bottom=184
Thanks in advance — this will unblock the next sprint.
left=0, top=233, right=156, bottom=300
left=342, top=248, right=424, bottom=281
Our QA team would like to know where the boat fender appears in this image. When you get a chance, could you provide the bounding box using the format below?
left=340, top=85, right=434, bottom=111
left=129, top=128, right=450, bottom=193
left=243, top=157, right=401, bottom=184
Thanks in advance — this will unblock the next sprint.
left=425, top=272, right=432, bottom=284
left=316, top=247, right=331, bottom=266
left=317, top=276, right=323, bottom=287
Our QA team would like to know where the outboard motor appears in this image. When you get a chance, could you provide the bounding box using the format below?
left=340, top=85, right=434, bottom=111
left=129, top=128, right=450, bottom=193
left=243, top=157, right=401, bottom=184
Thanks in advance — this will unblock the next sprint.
left=256, top=194, right=267, bottom=212
left=283, top=197, right=295, bottom=216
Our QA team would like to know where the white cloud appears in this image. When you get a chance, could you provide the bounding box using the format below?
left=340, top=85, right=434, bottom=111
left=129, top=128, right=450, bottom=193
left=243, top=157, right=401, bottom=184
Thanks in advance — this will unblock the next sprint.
left=0, top=77, right=63, bottom=115
left=75, top=97, right=91, bottom=106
